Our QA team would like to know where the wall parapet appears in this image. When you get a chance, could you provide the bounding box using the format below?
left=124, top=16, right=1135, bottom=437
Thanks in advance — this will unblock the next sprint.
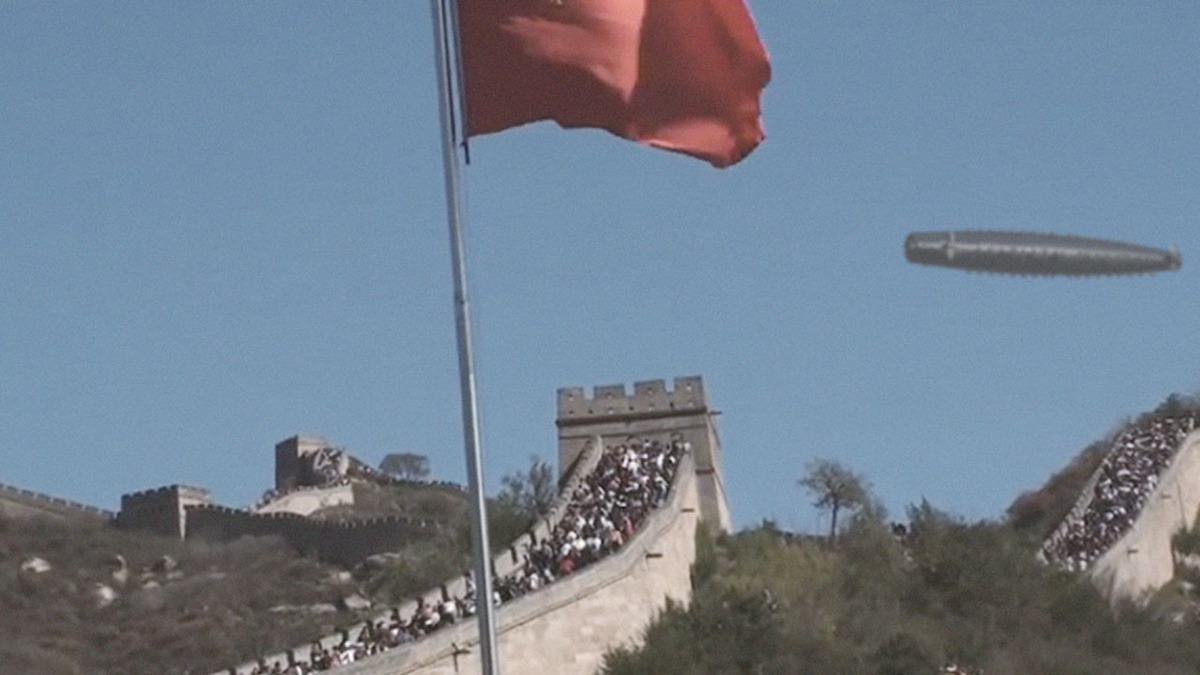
left=0, top=481, right=115, bottom=521
left=185, top=504, right=444, bottom=567
left=557, top=377, right=707, bottom=425
left=556, top=376, right=730, bottom=532
left=121, top=484, right=208, bottom=501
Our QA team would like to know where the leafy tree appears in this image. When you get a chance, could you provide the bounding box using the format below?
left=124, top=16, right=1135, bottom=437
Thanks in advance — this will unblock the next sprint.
left=379, top=452, right=430, bottom=480
left=798, top=459, right=870, bottom=545
left=1153, top=392, right=1198, bottom=418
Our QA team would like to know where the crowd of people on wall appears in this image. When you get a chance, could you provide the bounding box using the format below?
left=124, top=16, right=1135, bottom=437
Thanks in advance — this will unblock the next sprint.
left=1044, top=414, right=1199, bottom=571
left=244, top=438, right=687, bottom=674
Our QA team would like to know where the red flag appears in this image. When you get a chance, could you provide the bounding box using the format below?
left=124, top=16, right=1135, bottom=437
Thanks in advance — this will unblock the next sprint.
left=457, top=0, right=771, bottom=168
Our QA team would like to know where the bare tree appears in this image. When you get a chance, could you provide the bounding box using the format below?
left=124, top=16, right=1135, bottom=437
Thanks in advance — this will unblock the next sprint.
left=379, top=453, right=430, bottom=481
left=798, top=459, right=869, bottom=545
left=496, top=455, right=557, bottom=522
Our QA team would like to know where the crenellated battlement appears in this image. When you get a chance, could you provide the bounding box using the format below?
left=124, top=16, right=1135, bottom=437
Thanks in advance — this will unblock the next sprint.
left=117, top=484, right=213, bottom=538
left=557, top=376, right=707, bottom=423
left=556, top=376, right=729, bottom=533
left=185, top=503, right=445, bottom=529
left=121, top=484, right=208, bottom=500
left=0, top=481, right=115, bottom=521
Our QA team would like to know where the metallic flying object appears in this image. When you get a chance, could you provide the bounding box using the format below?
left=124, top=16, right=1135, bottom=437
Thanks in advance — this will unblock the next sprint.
left=904, top=230, right=1181, bottom=276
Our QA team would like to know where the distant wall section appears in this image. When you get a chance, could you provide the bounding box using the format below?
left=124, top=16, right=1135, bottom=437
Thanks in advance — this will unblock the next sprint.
left=115, top=437, right=443, bottom=564
left=117, top=485, right=212, bottom=538
left=186, top=506, right=444, bottom=567
left=0, top=482, right=115, bottom=522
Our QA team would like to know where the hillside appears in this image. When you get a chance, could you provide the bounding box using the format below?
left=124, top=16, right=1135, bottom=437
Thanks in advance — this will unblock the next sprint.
left=601, top=515, right=1200, bottom=675
left=11, top=391, right=1200, bottom=674
left=605, top=394, right=1200, bottom=675
left=0, top=482, right=473, bottom=675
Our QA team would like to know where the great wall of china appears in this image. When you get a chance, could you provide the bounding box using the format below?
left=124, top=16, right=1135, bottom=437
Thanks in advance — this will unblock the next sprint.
left=0, top=376, right=730, bottom=675
left=1039, top=412, right=1200, bottom=605
left=218, top=375, right=728, bottom=674
left=1087, top=431, right=1200, bottom=603
left=14, top=377, right=1200, bottom=670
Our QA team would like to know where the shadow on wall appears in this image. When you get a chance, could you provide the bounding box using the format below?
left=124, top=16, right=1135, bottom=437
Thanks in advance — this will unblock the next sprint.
left=185, top=506, right=446, bottom=567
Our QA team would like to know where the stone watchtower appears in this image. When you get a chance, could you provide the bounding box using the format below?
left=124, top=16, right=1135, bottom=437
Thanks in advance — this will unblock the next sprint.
left=275, top=434, right=341, bottom=492
left=556, top=376, right=732, bottom=532
left=117, top=484, right=212, bottom=539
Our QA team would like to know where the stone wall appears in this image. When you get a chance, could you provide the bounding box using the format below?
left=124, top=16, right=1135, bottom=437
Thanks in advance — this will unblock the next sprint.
left=0, top=481, right=114, bottom=522
left=275, top=435, right=338, bottom=492
left=1089, top=431, right=1200, bottom=604
left=185, top=505, right=444, bottom=567
left=219, top=437, right=606, bottom=675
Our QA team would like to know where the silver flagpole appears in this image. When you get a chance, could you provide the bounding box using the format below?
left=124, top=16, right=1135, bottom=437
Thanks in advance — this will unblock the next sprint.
left=428, top=0, right=500, bottom=673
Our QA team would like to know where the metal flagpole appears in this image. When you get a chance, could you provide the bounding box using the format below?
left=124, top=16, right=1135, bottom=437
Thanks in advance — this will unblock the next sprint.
left=428, top=0, right=500, bottom=673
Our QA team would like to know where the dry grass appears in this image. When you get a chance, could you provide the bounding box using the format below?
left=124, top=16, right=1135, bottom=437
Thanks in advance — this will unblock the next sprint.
left=0, top=481, right=474, bottom=674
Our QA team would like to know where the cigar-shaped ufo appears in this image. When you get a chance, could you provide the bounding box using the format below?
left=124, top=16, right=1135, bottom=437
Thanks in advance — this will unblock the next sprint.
left=905, top=231, right=1181, bottom=276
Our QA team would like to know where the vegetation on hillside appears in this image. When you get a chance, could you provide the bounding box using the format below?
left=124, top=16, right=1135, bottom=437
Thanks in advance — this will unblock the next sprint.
left=1006, top=438, right=1109, bottom=538
left=0, top=487, right=470, bottom=674
left=0, top=514, right=379, bottom=675
left=602, top=505, right=1200, bottom=674
left=0, top=456, right=569, bottom=674
left=308, top=480, right=468, bottom=522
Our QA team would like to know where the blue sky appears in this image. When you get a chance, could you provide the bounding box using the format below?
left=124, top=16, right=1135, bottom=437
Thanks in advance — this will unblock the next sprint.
left=2, top=2, right=1198, bottom=531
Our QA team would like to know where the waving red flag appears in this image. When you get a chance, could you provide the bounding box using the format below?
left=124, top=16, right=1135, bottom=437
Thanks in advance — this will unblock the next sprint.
left=457, top=0, right=771, bottom=168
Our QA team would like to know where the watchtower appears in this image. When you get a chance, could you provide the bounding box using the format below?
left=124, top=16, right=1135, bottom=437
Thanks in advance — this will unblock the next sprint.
left=556, top=376, right=731, bottom=532
left=275, top=434, right=342, bottom=492
left=118, top=484, right=212, bottom=538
